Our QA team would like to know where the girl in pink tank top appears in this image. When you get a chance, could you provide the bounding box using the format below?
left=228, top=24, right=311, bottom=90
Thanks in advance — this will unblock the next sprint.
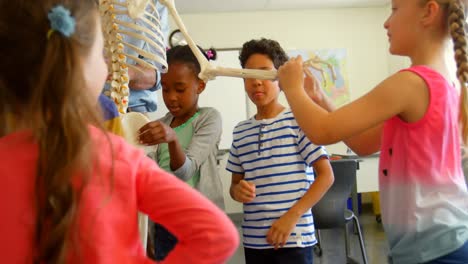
left=278, top=0, right=468, bottom=263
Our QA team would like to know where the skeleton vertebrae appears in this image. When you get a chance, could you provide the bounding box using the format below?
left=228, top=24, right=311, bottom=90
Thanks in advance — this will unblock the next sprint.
left=100, top=0, right=130, bottom=114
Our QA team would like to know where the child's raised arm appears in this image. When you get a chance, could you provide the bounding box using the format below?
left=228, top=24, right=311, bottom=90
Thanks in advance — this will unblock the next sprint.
left=278, top=56, right=428, bottom=156
left=303, top=72, right=385, bottom=156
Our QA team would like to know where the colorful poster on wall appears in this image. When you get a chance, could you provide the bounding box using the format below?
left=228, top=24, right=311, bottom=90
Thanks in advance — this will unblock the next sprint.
left=288, top=49, right=350, bottom=106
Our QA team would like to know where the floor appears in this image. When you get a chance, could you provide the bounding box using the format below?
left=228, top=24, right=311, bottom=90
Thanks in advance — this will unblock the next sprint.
left=226, top=204, right=390, bottom=264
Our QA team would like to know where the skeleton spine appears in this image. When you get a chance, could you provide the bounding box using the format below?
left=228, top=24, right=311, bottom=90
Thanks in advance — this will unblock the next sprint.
left=99, top=0, right=130, bottom=114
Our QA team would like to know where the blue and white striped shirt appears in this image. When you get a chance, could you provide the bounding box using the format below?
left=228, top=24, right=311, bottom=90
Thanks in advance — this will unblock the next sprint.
left=226, top=109, right=328, bottom=249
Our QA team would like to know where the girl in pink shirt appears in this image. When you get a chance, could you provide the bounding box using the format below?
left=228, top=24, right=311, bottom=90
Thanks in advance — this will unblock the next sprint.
left=0, top=0, right=238, bottom=263
left=278, top=0, right=468, bottom=263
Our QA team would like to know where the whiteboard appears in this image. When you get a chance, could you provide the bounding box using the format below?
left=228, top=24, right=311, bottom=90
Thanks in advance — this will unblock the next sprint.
left=198, top=49, right=249, bottom=150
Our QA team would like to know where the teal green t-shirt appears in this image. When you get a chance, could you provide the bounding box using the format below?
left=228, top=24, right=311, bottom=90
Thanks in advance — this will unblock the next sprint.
left=157, top=112, right=200, bottom=187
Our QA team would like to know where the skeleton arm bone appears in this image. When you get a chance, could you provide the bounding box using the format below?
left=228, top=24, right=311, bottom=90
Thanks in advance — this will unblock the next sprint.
left=159, top=0, right=336, bottom=84
left=159, top=0, right=211, bottom=80
left=209, top=67, right=278, bottom=80
left=207, top=58, right=335, bottom=82
left=304, top=58, right=337, bottom=81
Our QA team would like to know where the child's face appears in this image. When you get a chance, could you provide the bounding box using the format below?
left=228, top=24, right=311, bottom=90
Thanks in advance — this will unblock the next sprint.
left=243, top=54, right=280, bottom=108
left=384, top=0, right=424, bottom=56
left=161, top=62, right=205, bottom=119
left=82, top=16, right=108, bottom=101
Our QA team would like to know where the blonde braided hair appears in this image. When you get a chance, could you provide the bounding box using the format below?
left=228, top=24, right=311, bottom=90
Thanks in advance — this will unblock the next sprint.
left=434, top=0, right=468, bottom=144
left=447, top=0, right=468, bottom=145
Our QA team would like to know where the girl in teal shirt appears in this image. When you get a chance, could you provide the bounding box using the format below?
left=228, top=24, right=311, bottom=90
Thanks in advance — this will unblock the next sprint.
left=138, top=45, right=224, bottom=261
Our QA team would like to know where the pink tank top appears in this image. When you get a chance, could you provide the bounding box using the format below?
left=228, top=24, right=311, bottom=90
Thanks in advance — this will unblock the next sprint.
left=379, top=65, right=468, bottom=263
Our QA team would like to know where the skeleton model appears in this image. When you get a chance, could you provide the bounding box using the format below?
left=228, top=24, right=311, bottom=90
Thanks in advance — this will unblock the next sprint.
left=99, top=0, right=169, bottom=248
left=303, top=54, right=337, bottom=86
left=100, top=0, right=337, bottom=105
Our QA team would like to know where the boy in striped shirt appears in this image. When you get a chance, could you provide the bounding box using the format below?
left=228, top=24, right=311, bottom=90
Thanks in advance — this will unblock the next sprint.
left=226, top=38, right=334, bottom=264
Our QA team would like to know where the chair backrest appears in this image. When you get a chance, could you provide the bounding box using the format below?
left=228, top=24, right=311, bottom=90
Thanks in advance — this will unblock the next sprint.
left=312, top=159, right=358, bottom=229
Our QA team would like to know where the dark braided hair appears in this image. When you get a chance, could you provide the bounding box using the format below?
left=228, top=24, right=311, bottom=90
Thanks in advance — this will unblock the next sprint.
left=166, top=45, right=217, bottom=76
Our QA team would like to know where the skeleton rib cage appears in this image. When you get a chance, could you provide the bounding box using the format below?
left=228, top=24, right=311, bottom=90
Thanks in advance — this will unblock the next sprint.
left=99, top=0, right=167, bottom=114
left=99, top=0, right=337, bottom=114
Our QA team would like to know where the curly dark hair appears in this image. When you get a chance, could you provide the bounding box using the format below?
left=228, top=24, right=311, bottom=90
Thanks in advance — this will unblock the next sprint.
left=239, top=38, right=289, bottom=69
left=167, top=45, right=217, bottom=76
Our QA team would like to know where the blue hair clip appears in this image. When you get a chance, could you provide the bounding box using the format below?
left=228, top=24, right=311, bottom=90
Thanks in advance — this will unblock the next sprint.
left=47, top=5, right=76, bottom=38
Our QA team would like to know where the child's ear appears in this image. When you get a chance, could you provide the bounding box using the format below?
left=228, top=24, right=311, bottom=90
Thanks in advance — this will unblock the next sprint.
left=420, top=0, right=441, bottom=27
left=197, top=80, right=206, bottom=94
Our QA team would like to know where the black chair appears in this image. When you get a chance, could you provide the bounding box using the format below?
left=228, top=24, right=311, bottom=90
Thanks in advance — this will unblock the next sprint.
left=312, top=159, right=368, bottom=264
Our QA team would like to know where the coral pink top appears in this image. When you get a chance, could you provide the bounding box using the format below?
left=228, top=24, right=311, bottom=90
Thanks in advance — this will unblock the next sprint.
left=379, top=66, right=468, bottom=263
left=0, top=127, right=239, bottom=263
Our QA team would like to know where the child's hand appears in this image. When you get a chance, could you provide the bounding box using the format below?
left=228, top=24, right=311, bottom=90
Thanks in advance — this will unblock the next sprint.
left=138, top=121, right=176, bottom=145
left=233, top=180, right=256, bottom=203
left=303, top=68, right=335, bottom=111
left=266, top=212, right=299, bottom=250
left=304, top=68, right=323, bottom=102
left=278, top=56, right=304, bottom=93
